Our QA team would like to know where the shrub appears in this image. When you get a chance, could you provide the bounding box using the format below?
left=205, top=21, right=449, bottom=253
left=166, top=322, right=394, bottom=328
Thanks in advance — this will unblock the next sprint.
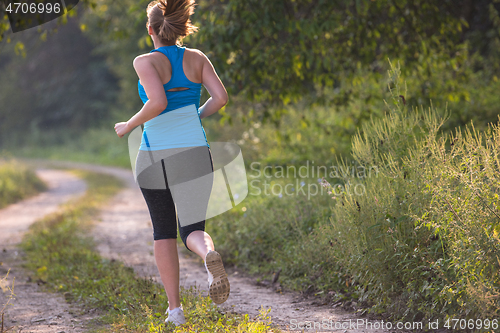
left=320, top=61, right=500, bottom=321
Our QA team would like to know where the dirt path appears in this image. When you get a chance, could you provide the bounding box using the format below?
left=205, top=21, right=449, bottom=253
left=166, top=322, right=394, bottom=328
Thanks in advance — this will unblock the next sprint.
left=0, top=168, right=97, bottom=333
left=19, top=159, right=394, bottom=333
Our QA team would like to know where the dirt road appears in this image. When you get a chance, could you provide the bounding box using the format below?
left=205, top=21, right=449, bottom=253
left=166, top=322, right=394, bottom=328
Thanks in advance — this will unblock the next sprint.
left=0, top=168, right=96, bottom=333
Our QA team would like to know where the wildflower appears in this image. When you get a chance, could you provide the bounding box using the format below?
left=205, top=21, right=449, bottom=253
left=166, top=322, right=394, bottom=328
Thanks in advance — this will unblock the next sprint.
left=300, top=181, right=305, bottom=187
left=320, top=177, right=331, bottom=188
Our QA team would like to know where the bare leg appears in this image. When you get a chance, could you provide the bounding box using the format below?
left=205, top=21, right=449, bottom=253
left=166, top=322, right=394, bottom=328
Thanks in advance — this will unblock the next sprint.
left=188, top=230, right=230, bottom=304
left=186, top=230, right=215, bottom=260
left=154, top=239, right=181, bottom=310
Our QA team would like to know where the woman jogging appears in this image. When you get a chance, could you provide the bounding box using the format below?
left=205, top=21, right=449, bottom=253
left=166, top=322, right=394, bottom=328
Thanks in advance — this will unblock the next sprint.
left=114, top=0, right=230, bottom=326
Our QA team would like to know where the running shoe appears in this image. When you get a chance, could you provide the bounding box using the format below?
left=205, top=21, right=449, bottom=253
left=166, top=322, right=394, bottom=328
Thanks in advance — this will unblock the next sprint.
left=205, top=250, right=230, bottom=304
left=165, top=306, right=186, bottom=326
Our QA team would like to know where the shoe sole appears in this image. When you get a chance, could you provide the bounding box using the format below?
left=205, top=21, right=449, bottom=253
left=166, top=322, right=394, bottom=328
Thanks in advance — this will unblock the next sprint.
left=205, top=251, right=230, bottom=304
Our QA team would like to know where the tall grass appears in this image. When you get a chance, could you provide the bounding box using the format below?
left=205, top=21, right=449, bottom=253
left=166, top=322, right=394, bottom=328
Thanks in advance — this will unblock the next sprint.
left=0, top=155, right=47, bottom=209
left=318, top=62, right=500, bottom=320
left=0, top=270, right=15, bottom=333
left=410, top=119, right=500, bottom=318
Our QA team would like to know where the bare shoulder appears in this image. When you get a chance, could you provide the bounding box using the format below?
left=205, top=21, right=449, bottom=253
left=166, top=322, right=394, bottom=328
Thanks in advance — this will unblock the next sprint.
left=133, top=53, right=154, bottom=68
left=184, top=47, right=206, bottom=57
left=184, top=47, right=209, bottom=64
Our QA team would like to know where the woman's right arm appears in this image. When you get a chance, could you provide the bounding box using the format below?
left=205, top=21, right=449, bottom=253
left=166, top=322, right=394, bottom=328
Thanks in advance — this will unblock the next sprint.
left=198, top=53, right=228, bottom=119
left=114, top=55, right=168, bottom=138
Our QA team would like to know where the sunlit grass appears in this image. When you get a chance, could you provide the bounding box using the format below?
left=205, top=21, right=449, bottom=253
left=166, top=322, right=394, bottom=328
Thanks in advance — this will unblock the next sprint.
left=0, top=156, right=47, bottom=209
left=11, top=127, right=131, bottom=168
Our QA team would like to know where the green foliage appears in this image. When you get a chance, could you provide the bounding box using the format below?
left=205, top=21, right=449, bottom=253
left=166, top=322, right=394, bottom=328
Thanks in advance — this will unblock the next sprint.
left=2, top=0, right=500, bottom=322
left=12, top=126, right=132, bottom=168
left=74, top=0, right=500, bottom=121
left=202, top=101, right=355, bottom=166
left=0, top=16, right=118, bottom=148
left=318, top=63, right=450, bottom=320
left=20, top=169, right=278, bottom=332
left=319, top=63, right=500, bottom=320
left=193, top=0, right=500, bottom=109
left=202, top=50, right=500, bottom=168
left=79, top=0, right=155, bottom=122
left=411, top=119, right=500, bottom=318
left=3, top=0, right=500, bottom=151
left=0, top=155, right=47, bottom=208
left=207, top=184, right=332, bottom=276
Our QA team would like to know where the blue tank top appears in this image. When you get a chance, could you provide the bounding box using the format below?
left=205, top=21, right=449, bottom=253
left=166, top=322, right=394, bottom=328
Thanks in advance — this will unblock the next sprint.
left=137, top=45, right=209, bottom=150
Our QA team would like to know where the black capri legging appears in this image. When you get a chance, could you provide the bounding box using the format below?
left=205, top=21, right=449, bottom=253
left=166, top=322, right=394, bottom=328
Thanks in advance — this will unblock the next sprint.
left=136, top=146, right=214, bottom=252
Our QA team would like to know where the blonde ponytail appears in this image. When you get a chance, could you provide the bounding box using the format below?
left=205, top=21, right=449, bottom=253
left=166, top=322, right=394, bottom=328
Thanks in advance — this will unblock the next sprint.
left=147, top=0, right=198, bottom=45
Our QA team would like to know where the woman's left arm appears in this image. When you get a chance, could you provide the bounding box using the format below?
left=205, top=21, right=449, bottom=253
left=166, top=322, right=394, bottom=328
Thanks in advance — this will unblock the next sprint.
left=114, top=55, right=168, bottom=138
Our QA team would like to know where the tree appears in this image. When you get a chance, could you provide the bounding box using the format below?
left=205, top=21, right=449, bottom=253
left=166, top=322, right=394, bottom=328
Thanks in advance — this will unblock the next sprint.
left=0, top=14, right=118, bottom=147
left=191, top=0, right=500, bottom=109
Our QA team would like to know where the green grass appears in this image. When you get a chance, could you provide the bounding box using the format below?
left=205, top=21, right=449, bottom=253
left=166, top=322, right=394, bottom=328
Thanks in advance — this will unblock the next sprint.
left=11, top=127, right=132, bottom=168
left=0, top=155, right=47, bottom=209
left=19, top=169, right=279, bottom=332
left=207, top=176, right=337, bottom=290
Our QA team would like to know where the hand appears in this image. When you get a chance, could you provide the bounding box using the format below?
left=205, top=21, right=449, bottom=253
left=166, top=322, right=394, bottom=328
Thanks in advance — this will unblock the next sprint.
left=114, top=122, right=131, bottom=138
